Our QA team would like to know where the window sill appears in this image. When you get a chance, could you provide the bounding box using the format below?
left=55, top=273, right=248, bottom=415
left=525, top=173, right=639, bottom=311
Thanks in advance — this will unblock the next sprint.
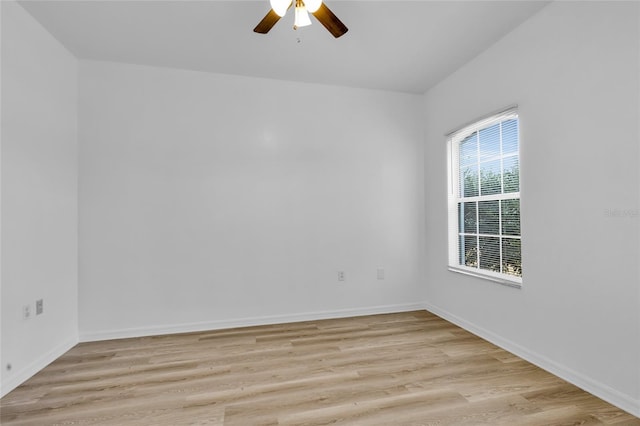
left=448, top=266, right=522, bottom=289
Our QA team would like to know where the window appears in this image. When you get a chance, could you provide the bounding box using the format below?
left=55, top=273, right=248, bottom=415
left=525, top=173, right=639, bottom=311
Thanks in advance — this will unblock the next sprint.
left=447, top=108, right=521, bottom=286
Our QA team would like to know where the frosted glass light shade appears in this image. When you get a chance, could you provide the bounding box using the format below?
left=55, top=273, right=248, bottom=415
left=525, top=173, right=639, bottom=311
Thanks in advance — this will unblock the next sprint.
left=304, top=0, right=322, bottom=13
left=294, top=5, right=312, bottom=28
left=270, top=0, right=291, bottom=17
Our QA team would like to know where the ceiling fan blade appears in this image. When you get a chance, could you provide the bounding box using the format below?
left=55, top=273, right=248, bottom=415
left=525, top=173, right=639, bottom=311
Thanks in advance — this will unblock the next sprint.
left=311, top=3, right=348, bottom=38
left=254, top=9, right=281, bottom=34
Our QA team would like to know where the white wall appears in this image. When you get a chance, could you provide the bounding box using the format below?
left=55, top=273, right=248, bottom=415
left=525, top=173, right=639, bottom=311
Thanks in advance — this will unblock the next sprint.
left=423, top=1, right=640, bottom=415
left=1, top=1, right=78, bottom=397
left=78, top=61, right=424, bottom=340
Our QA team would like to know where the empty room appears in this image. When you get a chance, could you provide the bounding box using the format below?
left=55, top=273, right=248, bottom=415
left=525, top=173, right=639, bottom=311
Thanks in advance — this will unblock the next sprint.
left=1, top=0, right=639, bottom=424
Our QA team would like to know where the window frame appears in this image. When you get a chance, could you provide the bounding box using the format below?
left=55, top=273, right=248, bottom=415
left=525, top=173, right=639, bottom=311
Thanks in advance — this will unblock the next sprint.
left=446, top=107, right=522, bottom=288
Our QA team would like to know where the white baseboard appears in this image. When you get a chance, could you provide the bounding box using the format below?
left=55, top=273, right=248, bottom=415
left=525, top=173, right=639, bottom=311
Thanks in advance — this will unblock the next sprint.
left=422, top=301, right=640, bottom=418
left=79, top=302, right=426, bottom=342
left=1, top=336, right=78, bottom=398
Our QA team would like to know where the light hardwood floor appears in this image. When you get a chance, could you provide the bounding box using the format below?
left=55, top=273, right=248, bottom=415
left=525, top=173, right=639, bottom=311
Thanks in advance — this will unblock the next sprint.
left=1, top=311, right=638, bottom=425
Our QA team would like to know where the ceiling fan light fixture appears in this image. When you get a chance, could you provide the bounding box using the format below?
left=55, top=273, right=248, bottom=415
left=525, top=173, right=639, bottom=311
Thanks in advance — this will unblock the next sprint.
left=270, top=0, right=291, bottom=17
left=254, top=0, right=347, bottom=38
left=303, top=0, right=322, bottom=13
left=294, top=4, right=312, bottom=28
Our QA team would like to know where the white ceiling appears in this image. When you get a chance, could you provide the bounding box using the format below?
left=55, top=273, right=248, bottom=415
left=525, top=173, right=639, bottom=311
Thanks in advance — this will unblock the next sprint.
left=19, top=0, right=549, bottom=94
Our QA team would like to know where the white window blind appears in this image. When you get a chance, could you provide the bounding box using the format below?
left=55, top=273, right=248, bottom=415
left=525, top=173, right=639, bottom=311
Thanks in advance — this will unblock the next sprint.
left=447, top=108, right=522, bottom=286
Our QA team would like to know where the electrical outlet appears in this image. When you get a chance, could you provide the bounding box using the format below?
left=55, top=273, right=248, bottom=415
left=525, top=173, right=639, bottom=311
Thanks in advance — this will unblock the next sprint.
left=36, top=299, right=44, bottom=315
left=338, top=271, right=345, bottom=281
left=377, top=268, right=385, bottom=280
left=23, top=305, right=31, bottom=320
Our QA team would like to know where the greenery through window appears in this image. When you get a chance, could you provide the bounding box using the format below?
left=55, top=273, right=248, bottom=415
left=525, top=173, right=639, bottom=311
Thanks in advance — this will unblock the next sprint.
left=448, top=109, right=521, bottom=284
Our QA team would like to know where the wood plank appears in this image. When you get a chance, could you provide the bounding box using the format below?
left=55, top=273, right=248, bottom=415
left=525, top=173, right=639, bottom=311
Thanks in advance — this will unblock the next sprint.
left=1, top=311, right=637, bottom=425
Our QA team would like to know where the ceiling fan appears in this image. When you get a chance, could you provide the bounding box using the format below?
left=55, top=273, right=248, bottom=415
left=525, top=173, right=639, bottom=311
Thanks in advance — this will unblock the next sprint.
left=254, top=0, right=348, bottom=38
